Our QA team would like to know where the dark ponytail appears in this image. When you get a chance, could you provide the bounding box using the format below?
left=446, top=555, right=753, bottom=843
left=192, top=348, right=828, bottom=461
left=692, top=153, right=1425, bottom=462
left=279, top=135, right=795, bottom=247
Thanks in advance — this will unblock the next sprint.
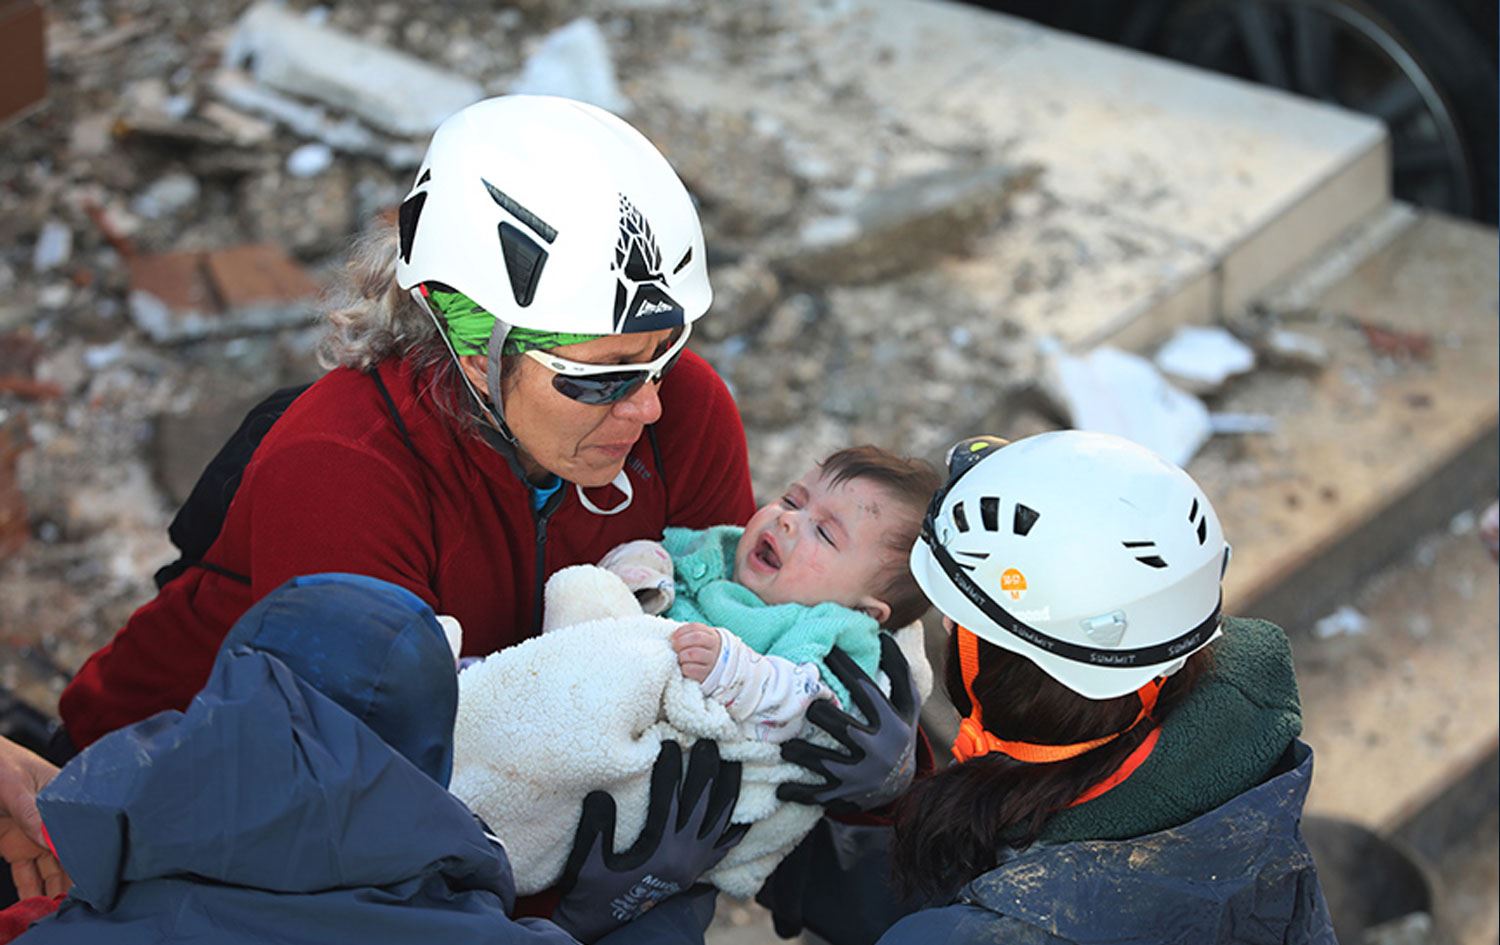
left=891, top=633, right=1211, bottom=902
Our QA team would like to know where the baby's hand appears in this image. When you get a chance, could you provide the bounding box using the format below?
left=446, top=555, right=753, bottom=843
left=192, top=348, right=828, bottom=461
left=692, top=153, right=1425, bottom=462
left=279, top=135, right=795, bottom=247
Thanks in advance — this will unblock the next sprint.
left=672, top=623, right=722, bottom=682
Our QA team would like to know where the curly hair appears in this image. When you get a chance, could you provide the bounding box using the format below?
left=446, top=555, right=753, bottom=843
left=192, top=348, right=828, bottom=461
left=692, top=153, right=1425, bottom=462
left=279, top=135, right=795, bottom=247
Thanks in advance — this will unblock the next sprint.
left=316, top=229, right=499, bottom=429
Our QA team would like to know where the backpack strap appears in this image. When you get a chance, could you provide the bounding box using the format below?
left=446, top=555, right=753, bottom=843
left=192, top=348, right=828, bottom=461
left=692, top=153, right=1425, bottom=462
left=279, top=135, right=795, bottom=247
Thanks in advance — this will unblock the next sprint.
left=154, top=383, right=311, bottom=589
left=369, top=366, right=420, bottom=460
left=157, top=368, right=425, bottom=590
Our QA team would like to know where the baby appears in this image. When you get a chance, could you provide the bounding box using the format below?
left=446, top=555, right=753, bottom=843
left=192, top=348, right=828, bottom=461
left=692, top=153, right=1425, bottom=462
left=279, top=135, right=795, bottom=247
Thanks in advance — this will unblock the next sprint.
left=598, top=445, right=941, bottom=742
left=448, top=445, right=940, bottom=899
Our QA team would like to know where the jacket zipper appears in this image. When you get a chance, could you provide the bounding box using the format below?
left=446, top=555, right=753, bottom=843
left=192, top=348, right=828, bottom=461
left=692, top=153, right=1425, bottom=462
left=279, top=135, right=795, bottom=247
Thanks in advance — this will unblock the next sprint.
left=530, top=488, right=565, bottom=637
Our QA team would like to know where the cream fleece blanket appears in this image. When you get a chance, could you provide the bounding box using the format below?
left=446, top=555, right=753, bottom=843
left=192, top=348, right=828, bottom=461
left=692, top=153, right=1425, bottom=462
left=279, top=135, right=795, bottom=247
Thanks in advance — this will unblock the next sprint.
left=449, top=563, right=932, bottom=898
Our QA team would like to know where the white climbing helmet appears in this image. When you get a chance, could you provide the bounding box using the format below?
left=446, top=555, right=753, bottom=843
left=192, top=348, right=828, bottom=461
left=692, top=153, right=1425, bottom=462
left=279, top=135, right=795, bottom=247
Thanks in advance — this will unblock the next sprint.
left=910, top=431, right=1231, bottom=700
left=395, top=94, right=711, bottom=338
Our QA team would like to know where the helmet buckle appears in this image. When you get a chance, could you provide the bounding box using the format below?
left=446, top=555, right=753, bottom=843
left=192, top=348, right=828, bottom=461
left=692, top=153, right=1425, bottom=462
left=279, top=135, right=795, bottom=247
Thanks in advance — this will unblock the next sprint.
left=1081, top=611, right=1128, bottom=647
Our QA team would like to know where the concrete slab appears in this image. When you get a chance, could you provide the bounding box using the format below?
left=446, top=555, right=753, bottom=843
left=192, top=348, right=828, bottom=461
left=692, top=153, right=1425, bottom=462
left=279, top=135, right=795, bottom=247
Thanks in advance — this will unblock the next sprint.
left=1293, top=508, right=1498, bottom=835
left=648, top=0, right=1388, bottom=348
left=1192, top=212, right=1499, bottom=628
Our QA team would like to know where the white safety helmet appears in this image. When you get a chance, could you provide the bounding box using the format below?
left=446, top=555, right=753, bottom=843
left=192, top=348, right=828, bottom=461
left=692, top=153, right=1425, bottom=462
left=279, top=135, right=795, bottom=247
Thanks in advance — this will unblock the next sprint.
left=396, top=94, right=711, bottom=339
left=910, top=431, right=1230, bottom=700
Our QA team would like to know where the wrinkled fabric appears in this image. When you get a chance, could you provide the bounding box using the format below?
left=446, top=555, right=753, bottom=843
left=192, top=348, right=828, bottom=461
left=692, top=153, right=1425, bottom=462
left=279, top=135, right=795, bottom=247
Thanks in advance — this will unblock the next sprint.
left=878, top=746, right=1335, bottom=945
left=17, top=575, right=577, bottom=945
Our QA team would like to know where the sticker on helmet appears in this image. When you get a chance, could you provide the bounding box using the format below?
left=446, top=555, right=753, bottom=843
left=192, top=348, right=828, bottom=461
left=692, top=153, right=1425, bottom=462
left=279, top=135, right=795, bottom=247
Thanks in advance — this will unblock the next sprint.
left=612, top=194, right=685, bottom=333
left=1000, top=568, right=1027, bottom=601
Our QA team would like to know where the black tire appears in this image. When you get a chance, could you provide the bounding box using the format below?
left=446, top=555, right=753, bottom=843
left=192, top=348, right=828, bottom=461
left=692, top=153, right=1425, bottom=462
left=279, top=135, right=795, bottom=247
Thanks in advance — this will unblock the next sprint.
left=1150, top=0, right=1497, bottom=221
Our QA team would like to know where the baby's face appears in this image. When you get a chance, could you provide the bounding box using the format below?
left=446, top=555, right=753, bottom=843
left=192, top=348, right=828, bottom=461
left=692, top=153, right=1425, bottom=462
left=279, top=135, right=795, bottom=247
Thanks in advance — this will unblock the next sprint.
left=734, top=468, right=898, bottom=620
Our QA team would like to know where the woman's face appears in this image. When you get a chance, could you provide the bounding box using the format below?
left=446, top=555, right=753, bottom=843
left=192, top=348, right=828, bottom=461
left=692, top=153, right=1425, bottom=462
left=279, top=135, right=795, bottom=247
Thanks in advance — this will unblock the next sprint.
left=460, top=329, right=677, bottom=488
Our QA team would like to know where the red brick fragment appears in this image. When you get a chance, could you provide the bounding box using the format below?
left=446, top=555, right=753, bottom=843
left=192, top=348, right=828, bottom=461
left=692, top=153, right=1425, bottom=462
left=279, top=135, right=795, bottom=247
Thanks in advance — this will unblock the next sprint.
left=1358, top=320, right=1432, bottom=361
left=128, top=252, right=215, bottom=311
left=204, top=244, right=321, bottom=311
left=0, top=416, right=30, bottom=558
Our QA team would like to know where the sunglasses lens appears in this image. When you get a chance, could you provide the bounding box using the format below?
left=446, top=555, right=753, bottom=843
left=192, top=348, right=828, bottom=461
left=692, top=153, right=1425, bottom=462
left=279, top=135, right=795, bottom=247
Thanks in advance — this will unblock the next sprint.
left=552, top=371, right=648, bottom=405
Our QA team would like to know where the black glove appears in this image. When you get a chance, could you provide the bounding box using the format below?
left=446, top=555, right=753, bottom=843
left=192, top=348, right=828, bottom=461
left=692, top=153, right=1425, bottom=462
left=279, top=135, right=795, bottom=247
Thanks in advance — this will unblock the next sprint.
left=777, top=634, right=920, bottom=814
left=552, top=740, right=748, bottom=944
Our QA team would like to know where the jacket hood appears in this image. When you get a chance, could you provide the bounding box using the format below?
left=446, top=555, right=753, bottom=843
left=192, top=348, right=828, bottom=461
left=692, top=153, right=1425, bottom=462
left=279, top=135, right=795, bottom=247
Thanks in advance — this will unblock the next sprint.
left=220, top=572, right=458, bottom=785
left=37, top=574, right=507, bottom=912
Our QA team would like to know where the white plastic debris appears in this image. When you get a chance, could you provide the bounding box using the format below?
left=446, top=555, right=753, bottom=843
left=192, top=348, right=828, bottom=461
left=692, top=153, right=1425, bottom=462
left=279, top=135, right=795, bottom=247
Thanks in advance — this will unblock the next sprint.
left=32, top=221, right=74, bottom=273
left=131, top=172, right=202, bottom=220
left=286, top=142, right=335, bottom=178
left=226, top=3, right=483, bottom=137
left=1208, top=413, right=1276, bottom=435
left=510, top=18, right=631, bottom=115
left=1314, top=605, right=1368, bottom=640
left=1264, top=327, right=1329, bottom=369
left=1154, top=325, right=1256, bottom=393
left=1044, top=341, right=1212, bottom=468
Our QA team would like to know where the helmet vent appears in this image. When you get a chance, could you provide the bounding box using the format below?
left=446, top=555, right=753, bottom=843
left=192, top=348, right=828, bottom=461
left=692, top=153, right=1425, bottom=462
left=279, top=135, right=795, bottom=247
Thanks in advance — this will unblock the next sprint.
left=482, top=178, right=558, bottom=244
left=498, top=223, right=548, bottom=308
left=672, top=247, right=693, bottom=275
left=952, top=502, right=970, bottom=533
left=416, top=168, right=431, bottom=186
left=397, top=192, right=427, bottom=265
left=1123, top=540, right=1168, bottom=569
left=1189, top=498, right=1207, bottom=545
left=979, top=496, right=1000, bottom=531
left=1013, top=503, right=1039, bottom=536
left=955, top=549, right=987, bottom=573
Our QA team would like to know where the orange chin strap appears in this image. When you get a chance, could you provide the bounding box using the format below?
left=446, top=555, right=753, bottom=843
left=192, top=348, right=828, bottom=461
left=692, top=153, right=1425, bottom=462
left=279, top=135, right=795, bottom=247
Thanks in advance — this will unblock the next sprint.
left=950, top=625, right=1164, bottom=766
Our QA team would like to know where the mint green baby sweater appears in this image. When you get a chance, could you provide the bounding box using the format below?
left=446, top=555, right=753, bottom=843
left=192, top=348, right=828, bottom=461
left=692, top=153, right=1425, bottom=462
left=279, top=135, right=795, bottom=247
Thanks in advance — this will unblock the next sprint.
left=661, top=526, right=883, bottom=707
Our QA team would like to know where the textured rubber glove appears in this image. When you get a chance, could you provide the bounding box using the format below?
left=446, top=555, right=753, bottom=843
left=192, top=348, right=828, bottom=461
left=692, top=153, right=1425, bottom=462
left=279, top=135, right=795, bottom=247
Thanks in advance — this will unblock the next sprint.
left=553, top=740, right=748, bottom=943
left=776, top=634, right=920, bottom=814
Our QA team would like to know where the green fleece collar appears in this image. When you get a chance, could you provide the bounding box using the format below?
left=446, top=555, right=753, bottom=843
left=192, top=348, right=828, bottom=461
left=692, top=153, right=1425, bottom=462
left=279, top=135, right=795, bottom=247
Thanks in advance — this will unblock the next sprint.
left=1038, top=617, right=1303, bottom=844
left=660, top=526, right=882, bottom=706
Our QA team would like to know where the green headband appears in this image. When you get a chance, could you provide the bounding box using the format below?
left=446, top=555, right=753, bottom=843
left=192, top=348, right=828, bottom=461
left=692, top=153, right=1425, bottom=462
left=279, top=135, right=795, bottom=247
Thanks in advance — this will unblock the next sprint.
left=425, top=287, right=601, bottom=356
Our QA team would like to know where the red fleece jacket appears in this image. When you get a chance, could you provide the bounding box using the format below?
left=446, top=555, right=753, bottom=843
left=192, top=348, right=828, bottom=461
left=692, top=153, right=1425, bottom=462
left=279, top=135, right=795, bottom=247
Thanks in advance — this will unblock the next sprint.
left=60, top=351, right=755, bottom=749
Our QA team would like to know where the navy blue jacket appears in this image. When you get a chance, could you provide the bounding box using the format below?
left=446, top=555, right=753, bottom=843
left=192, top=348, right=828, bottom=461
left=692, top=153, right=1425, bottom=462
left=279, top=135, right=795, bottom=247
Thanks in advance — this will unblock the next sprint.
left=877, top=741, right=1334, bottom=945
left=18, top=574, right=707, bottom=945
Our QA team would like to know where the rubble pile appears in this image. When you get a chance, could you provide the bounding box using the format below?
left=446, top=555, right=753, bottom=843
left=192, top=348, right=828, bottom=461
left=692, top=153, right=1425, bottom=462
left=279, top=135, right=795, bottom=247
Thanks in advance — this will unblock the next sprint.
left=0, top=0, right=1400, bottom=718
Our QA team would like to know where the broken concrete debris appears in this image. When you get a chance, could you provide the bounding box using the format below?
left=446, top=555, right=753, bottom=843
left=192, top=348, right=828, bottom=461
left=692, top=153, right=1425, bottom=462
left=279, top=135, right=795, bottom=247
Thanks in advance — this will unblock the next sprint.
left=31, top=221, right=73, bottom=273
left=226, top=3, right=483, bottom=138
left=511, top=18, right=631, bottom=116
left=285, top=143, right=334, bottom=179
left=211, top=72, right=423, bottom=169
left=131, top=172, right=202, bottom=221
left=1314, top=605, right=1369, bottom=639
left=777, top=164, right=1040, bottom=285
left=128, top=245, right=321, bottom=343
left=1261, top=327, right=1330, bottom=371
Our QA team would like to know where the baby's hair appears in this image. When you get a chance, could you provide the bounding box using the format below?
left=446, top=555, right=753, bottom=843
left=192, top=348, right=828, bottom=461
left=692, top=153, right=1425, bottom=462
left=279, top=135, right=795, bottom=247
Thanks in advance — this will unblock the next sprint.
left=818, top=446, right=942, bottom=629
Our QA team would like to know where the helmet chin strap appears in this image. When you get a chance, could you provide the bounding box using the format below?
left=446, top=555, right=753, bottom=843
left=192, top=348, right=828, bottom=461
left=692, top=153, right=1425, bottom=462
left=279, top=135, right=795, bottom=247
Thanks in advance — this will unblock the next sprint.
left=577, top=470, right=633, bottom=515
left=483, top=319, right=518, bottom=445
left=412, top=287, right=518, bottom=444
left=414, top=287, right=635, bottom=515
